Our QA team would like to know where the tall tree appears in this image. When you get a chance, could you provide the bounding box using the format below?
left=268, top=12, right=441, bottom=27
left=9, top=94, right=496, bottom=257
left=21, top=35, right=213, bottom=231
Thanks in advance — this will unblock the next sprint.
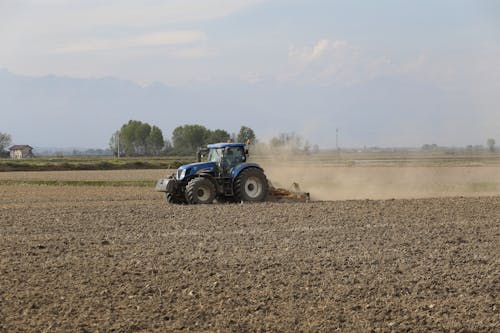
left=119, top=120, right=140, bottom=156
left=172, top=124, right=210, bottom=154
left=109, top=120, right=165, bottom=156
left=208, top=129, right=231, bottom=143
left=109, top=130, right=123, bottom=157
left=147, top=126, right=165, bottom=155
left=237, top=126, right=256, bottom=144
left=487, top=138, right=496, bottom=152
left=0, top=132, right=12, bottom=152
left=135, top=122, right=151, bottom=155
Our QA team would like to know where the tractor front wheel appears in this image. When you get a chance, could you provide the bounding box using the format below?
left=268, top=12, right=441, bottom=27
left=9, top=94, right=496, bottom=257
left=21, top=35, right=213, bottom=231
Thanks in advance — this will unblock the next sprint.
left=234, top=168, right=268, bottom=202
left=185, top=177, right=216, bottom=204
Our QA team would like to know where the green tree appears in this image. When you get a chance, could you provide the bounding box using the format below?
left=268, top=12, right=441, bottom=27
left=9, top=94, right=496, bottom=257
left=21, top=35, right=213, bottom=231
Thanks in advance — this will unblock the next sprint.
left=172, top=124, right=210, bottom=155
left=110, top=120, right=165, bottom=156
left=109, top=130, right=122, bottom=157
left=163, top=139, right=174, bottom=154
left=422, top=144, right=438, bottom=151
left=135, top=122, right=152, bottom=155
left=487, top=138, right=496, bottom=152
left=0, top=132, right=12, bottom=152
left=237, top=126, right=256, bottom=144
left=208, top=129, right=231, bottom=143
left=119, top=120, right=145, bottom=156
left=147, top=126, right=165, bottom=155
left=303, top=140, right=311, bottom=154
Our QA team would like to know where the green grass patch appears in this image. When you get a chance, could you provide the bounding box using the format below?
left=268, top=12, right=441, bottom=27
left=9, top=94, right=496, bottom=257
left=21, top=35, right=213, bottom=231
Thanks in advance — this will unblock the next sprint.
left=0, top=179, right=155, bottom=187
left=0, top=157, right=192, bottom=172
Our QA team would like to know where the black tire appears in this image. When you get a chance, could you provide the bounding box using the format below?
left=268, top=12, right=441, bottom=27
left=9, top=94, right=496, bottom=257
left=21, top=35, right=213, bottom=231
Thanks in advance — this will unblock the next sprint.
left=234, top=168, right=268, bottom=202
left=185, top=177, right=216, bottom=204
left=165, top=193, right=185, bottom=204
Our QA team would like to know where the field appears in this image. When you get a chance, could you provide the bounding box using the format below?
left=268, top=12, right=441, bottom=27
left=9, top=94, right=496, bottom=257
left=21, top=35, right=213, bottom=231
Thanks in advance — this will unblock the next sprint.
left=1, top=157, right=499, bottom=332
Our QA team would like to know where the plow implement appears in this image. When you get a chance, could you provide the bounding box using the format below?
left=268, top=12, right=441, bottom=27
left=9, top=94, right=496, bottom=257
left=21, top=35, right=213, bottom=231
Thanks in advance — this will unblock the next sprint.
left=268, top=182, right=310, bottom=202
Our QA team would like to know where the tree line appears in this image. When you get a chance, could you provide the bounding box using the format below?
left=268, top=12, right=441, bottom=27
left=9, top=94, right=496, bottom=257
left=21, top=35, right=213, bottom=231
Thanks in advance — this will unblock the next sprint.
left=2, top=125, right=496, bottom=158
left=0, top=132, right=12, bottom=157
left=109, top=121, right=256, bottom=156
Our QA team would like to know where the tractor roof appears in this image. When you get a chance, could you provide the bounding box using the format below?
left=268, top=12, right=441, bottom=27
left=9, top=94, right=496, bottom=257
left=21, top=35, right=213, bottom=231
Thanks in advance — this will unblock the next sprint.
left=207, top=142, right=246, bottom=149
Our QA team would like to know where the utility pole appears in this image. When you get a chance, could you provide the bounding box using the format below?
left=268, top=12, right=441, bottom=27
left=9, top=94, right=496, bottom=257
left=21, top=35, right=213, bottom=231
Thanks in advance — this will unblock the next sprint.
left=116, top=131, right=120, bottom=158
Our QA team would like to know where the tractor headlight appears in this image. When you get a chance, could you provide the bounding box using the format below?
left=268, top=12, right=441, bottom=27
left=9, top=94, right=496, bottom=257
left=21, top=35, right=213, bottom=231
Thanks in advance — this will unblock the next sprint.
left=177, top=169, right=187, bottom=180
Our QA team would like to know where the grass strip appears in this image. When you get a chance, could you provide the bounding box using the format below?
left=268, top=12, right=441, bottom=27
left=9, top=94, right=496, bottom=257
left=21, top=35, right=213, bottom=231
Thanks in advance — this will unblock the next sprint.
left=0, top=179, right=155, bottom=187
left=0, top=159, right=193, bottom=172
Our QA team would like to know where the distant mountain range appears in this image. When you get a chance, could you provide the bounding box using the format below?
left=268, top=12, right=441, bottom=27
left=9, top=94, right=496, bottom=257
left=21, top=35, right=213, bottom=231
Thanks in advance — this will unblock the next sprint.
left=0, top=69, right=485, bottom=149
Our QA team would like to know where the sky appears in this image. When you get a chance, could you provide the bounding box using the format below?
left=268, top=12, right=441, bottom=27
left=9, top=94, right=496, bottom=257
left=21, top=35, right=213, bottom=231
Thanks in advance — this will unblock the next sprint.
left=0, top=0, right=499, bottom=148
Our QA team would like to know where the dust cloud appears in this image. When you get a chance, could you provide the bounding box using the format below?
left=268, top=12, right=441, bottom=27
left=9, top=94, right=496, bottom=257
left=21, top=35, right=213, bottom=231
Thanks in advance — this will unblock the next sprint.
left=257, top=158, right=500, bottom=201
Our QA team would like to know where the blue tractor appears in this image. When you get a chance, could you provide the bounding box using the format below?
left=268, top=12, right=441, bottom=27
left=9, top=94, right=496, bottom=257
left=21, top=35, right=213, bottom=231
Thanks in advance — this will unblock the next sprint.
left=155, top=143, right=269, bottom=204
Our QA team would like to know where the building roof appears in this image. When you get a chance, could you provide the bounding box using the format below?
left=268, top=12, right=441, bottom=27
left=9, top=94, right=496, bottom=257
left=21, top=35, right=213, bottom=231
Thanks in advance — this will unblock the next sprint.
left=207, top=143, right=246, bottom=149
left=9, top=145, right=33, bottom=150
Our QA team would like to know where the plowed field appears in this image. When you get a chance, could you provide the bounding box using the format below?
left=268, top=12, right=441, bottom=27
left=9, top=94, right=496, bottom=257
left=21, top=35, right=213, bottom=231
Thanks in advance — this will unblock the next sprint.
left=1, top=183, right=498, bottom=332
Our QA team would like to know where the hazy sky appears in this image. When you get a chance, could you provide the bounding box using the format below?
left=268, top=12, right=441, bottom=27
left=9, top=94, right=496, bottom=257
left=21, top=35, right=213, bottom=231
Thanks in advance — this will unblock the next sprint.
left=1, top=0, right=499, bottom=148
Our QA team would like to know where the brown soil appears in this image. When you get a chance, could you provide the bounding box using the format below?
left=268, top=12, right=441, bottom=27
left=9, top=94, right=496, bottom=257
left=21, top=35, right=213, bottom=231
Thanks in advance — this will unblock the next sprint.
left=0, top=185, right=499, bottom=332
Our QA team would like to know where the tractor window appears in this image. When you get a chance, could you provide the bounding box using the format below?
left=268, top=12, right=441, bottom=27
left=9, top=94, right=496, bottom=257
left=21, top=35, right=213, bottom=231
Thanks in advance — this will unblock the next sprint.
left=207, top=148, right=223, bottom=163
left=224, top=147, right=245, bottom=168
left=231, top=147, right=245, bottom=164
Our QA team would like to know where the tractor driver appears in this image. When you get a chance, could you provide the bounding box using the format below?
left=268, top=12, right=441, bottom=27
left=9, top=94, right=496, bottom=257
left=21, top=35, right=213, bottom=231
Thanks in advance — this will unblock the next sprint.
left=223, top=147, right=245, bottom=171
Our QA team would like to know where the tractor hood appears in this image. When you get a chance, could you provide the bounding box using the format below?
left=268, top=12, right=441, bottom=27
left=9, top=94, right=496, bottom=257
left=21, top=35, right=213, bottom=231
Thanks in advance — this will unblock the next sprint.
left=177, top=161, right=216, bottom=180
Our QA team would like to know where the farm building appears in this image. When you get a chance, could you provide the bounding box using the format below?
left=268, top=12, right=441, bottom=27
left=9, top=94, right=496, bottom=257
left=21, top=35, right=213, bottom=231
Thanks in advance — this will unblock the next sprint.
left=9, top=145, right=34, bottom=159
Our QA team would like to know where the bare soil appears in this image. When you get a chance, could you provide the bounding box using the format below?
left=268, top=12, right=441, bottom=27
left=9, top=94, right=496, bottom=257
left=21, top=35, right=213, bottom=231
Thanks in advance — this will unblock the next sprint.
left=0, top=185, right=499, bottom=332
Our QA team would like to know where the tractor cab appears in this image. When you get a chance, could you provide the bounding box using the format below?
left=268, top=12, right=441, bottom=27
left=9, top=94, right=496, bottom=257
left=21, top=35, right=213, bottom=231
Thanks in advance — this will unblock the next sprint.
left=199, top=143, right=247, bottom=176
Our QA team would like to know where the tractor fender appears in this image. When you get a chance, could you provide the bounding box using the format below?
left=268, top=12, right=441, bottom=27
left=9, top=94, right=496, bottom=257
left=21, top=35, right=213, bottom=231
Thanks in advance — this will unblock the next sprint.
left=231, top=163, right=264, bottom=179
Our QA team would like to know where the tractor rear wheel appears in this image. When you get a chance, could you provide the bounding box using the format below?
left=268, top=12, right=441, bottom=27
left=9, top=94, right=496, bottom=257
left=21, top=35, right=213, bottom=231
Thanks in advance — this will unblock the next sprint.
left=234, top=168, right=268, bottom=202
left=185, top=177, right=216, bottom=204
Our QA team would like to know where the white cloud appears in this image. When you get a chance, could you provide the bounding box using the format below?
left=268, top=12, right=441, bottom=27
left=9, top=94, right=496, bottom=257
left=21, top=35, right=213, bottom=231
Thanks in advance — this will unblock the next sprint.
left=169, top=46, right=217, bottom=59
left=311, top=39, right=329, bottom=59
left=0, top=0, right=266, bottom=59
left=289, top=39, right=340, bottom=64
left=285, top=38, right=383, bottom=85
left=289, top=39, right=350, bottom=63
left=391, top=45, right=500, bottom=93
left=285, top=39, right=479, bottom=88
left=52, top=30, right=206, bottom=53
left=1, top=0, right=265, bottom=33
left=0, top=0, right=266, bottom=73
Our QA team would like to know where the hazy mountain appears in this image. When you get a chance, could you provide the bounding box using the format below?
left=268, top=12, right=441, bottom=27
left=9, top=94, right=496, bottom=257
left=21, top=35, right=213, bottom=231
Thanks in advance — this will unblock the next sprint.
left=0, top=69, right=484, bottom=148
